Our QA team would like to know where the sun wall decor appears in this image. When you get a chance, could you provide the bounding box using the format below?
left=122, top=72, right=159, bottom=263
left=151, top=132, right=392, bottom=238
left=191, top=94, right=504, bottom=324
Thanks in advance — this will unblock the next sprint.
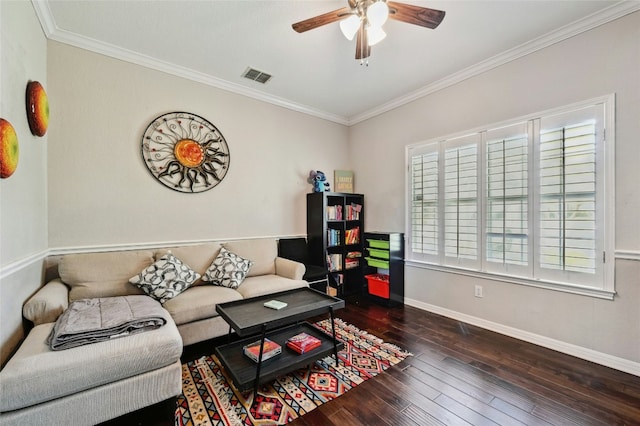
left=0, top=118, right=19, bottom=179
left=141, top=112, right=230, bottom=193
left=25, top=81, right=49, bottom=137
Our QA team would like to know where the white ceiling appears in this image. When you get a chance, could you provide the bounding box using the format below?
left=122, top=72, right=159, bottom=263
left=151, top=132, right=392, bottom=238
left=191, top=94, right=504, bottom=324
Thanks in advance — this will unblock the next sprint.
left=34, top=0, right=639, bottom=125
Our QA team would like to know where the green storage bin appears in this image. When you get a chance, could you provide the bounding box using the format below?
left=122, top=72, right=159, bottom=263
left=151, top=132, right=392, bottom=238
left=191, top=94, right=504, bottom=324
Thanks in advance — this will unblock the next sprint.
left=365, top=257, right=389, bottom=269
left=367, top=239, right=390, bottom=249
left=367, top=248, right=389, bottom=259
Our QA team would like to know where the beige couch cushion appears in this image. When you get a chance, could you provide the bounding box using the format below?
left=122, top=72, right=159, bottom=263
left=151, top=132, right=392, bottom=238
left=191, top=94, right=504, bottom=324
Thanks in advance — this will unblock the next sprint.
left=235, top=275, right=308, bottom=299
left=154, top=242, right=221, bottom=286
left=22, top=279, right=69, bottom=326
left=0, top=308, right=182, bottom=412
left=163, top=285, right=243, bottom=325
left=59, top=251, right=153, bottom=301
left=223, top=239, right=277, bottom=277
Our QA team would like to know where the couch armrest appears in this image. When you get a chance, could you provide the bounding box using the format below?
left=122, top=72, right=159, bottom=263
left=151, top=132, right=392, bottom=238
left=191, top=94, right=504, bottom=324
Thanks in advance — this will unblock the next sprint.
left=275, top=257, right=305, bottom=280
left=23, top=279, right=69, bottom=325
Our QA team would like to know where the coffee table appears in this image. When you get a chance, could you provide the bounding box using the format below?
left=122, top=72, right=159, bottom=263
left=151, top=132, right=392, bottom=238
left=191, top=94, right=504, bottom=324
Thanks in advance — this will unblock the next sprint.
left=214, top=288, right=345, bottom=393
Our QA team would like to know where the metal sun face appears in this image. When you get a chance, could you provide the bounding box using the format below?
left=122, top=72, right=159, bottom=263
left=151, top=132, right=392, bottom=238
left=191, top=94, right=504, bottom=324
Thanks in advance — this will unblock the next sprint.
left=141, top=112, right=230, bottom=193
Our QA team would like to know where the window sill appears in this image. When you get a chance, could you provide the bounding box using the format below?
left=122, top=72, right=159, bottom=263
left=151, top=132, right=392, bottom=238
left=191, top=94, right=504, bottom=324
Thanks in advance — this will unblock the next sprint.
left=405, top=260, right=616, bottom=300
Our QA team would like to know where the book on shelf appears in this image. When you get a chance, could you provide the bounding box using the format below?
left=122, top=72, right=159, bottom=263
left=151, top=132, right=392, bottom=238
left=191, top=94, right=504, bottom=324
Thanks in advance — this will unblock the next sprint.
left=346, top=203, right=362, bottom=220
left=327, top=228, right=341, bottom=246
left=286, top=332, right=322, bottom=354
left=326, top=253, right=343, bottom=272
left=344, top=226, right=360, bottom=244
left=332, top=273, right=344, bottom=285
left=243, top=338, right=282, bottom=363
left=345, top=258, right=360, bottom=269
left=326, top=205, right=343, bottom=221
left=346, top=251, right=361, bottom=269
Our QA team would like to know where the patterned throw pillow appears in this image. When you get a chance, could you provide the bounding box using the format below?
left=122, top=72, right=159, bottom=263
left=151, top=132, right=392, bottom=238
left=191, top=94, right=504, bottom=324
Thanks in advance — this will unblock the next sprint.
left=129, top=253, right=200, bottom=303
left=202, top=247, right=253, bottom=289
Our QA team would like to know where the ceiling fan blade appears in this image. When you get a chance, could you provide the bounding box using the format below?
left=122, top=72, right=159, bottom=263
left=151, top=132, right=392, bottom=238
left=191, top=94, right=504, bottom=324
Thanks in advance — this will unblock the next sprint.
left=292, top=7, right=351, bottom=33
left=387, top=1, right=445, bottom=29
left=355, top=23, right=371, bottom=60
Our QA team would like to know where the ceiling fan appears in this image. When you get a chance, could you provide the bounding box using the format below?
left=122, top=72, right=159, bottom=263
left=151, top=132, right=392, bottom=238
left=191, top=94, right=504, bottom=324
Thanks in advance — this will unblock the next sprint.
left=292, top=0, right=445, bottom=62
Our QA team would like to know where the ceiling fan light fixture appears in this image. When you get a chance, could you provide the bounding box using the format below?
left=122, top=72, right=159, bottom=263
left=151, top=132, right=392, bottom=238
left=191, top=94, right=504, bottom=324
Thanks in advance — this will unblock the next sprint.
left=340, top=15, right=361, bottom=40
left=367, top=25, right=386, bottom=46
left=366, top=0, right=389, bottom=28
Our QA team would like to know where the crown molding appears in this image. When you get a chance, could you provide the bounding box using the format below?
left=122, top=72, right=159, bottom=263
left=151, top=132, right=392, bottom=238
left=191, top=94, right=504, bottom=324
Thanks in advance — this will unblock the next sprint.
left=30, top=1, right=349, bottom=125
left=347, top=1, right=640, bottom=125
left=32, top=0, right=640, bottom=127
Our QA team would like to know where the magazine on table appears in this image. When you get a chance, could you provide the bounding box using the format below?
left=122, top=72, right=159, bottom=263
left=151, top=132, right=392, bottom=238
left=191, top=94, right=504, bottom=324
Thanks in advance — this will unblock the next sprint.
left=243, top=338, right=282, bottom=362
left=286, top=332, right=322, bottom=354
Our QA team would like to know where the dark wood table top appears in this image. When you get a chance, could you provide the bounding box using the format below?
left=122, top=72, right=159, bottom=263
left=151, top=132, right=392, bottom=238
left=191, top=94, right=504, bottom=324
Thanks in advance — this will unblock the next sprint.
left=215, top=287, right=344, bottom=337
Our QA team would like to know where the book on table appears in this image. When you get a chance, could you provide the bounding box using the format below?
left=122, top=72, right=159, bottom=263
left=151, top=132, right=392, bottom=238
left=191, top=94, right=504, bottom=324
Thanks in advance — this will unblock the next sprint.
left=263, top=299, right=288, bottom=310
left=286, top=332, right=323, bottom=354
left=243, top=338, right=282, bottom=362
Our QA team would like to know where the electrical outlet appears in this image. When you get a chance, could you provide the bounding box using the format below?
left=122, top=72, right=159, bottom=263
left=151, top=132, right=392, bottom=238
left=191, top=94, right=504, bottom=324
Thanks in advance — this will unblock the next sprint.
left=474, top=285, right=483, bottom=298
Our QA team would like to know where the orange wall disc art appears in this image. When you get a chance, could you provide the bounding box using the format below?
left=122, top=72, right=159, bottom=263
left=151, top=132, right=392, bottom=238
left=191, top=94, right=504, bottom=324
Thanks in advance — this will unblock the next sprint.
left=141, top=112, right=230, bottom=193
left=26, top=81, right=49, bottom=137
left=0, top=118, right=20, bottom=179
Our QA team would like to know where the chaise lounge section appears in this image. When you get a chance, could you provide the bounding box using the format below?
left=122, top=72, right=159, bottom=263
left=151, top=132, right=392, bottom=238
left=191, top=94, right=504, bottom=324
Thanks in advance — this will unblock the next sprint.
left=0, top=237, right=308, bottom=425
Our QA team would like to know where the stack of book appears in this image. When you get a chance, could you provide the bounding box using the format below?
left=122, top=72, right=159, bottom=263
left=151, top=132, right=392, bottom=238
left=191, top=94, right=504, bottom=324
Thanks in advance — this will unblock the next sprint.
left=344, top=226, right=360, bottom=244
left=243, top=338, right=282, bottom=363
left=346, top=203, right=362, bottom=220
left=326, top=205, right=343, bottom=220
left=345, top=251, right=361, bottom=269
left=327, top=228, right=341, bottom=246
left=286, top=332, right=322, bottom=354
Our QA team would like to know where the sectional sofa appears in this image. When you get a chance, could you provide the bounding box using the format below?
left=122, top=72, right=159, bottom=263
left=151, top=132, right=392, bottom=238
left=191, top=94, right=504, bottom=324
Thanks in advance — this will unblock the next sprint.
left=0, top=237, right=308, bottom=425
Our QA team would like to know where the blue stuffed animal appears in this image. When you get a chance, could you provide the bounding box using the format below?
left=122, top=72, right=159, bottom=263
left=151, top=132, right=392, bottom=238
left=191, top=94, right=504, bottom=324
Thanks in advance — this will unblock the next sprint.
left=308, top=170, right=330, bottom=192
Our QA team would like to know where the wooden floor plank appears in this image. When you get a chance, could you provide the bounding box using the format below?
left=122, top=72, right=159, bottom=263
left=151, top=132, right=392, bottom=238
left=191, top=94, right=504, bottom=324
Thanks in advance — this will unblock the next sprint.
left=402, top=403, right=447, bottom=426
left=112, top=295, right=640, bottom=426
left=434, top=394, right=502, bottom=426
left=488, top=397, right=559, bottom=426
left=403, top=399, right=472, bottom=426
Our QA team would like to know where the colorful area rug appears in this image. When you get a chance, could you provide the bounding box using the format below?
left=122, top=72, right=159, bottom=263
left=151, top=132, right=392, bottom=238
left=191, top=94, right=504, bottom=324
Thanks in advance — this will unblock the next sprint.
left=175, top=318, right=412, bottom=426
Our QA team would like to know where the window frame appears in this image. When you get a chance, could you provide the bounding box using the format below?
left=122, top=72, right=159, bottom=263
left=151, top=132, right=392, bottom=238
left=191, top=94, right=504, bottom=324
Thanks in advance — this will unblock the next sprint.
left=405, top=95, right=615, bottom=299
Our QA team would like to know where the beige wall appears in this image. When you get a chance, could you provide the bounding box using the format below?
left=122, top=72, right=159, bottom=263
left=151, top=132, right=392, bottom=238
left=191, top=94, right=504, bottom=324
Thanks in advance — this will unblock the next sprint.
left=0, top=1, right=49, bottom=366
left=0, top=5, right=350, bottom=363
left=46, top=42, right=349, bottom=248
left=349, top=12, right=640, bottom=369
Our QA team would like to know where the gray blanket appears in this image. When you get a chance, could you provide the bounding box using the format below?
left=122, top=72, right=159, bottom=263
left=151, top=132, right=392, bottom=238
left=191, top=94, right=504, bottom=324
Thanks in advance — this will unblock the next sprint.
left=48, top=295, right=167, bottom=351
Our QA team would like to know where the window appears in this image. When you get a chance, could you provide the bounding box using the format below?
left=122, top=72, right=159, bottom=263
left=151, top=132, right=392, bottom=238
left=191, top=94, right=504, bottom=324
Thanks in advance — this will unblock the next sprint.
left=407, top=96, right=614, bottom=297
left=484, top=123, right=530, bottom=276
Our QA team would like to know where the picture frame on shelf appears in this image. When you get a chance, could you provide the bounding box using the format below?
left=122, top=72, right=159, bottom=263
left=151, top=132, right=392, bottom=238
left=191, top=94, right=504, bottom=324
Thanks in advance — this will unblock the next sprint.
left=334, top=170, right=354, bottom=193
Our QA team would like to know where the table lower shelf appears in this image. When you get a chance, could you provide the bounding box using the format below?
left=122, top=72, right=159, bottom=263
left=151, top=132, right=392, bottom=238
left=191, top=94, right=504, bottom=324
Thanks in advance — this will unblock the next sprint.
left=214, top=321, right=344, bottom=392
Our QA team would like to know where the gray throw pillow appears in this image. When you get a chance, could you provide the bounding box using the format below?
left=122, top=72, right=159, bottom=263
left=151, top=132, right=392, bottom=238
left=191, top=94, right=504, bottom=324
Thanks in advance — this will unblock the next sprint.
left=129, top=253, right=200, bottom=303
left=202, top=247, right=253, bottom=289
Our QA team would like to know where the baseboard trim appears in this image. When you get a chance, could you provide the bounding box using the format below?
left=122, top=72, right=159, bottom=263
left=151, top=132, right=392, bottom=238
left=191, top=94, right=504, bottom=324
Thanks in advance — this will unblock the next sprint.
left=405, top=297, right=640, bottom=377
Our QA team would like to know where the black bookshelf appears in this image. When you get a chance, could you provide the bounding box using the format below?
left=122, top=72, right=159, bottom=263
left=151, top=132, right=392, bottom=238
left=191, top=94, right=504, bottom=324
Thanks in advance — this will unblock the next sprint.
left=307, top=192, right=365, bottom=296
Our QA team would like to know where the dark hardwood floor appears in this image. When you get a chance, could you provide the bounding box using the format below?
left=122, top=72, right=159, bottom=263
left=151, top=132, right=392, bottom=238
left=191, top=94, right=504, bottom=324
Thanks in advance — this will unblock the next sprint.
left=113, top=295, right=640, bottom=425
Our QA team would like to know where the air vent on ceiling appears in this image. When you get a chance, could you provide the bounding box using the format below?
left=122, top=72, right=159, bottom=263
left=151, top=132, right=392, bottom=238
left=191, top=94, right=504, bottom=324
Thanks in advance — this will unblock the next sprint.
left=242, top=67, right=272, bottom=84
